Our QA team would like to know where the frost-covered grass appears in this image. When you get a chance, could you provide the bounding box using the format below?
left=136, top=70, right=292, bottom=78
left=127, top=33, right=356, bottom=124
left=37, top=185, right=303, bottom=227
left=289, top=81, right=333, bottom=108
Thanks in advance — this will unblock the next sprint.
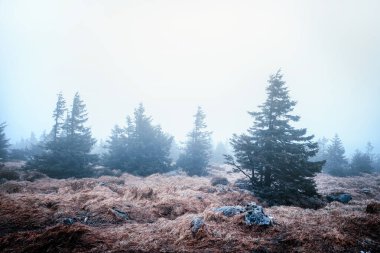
left=0, top=163, right=379, bottom=252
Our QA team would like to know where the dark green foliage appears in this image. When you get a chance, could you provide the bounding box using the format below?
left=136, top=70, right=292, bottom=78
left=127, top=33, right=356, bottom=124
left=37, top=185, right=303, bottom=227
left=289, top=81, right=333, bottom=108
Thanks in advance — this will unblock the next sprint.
left=0, top=122, right=10, bottom=161
left=103, top=104, right=173, bottom=176
left=350, top=150, right=374, bottom=175
left=26, top=92, right=97, bottom=178
left=226, top=71, right=324, bottom=206
left=324, top=134, right=348, bottom=176
left=103, top=125, right=127, bottom=170
left=177, top=106, right=212, bottom=176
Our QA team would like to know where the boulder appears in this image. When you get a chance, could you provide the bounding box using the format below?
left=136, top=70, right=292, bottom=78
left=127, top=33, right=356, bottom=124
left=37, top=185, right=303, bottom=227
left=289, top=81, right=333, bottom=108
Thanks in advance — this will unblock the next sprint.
left=214, top=202, right=272, bottom=226
left=360, top=188, right=371, bottom=195
left=190, top=217, right=204, bottom=235
left=62, top=218, right=75, bottom=225
left=244, top=203, right=272, bottom=226
left=326, top=193, right=352, bottom=204
left=110, top=207, right=129, bottom=220
left=214, top=206, right=245, bottom=217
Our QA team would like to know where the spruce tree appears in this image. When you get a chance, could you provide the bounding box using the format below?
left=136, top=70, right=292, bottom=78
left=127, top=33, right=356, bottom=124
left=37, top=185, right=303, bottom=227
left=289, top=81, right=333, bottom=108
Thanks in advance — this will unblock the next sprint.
left=60, top=92, right=97, bottom=176
left=103, top=125, right=128, bottom=170
left=211, top=142, right=229, bottom=165
left=104, top=104, right=173, bottom=176
left=324, top=134, right=348, bottom=176
left=226, top=71, right=324, bottom=205
left=177, top=106, right=212, bottom=176
left=27, top=92, right=97, bottom=178
left=52, top=92, right=66, bottom=143
left=0, top=122, right=10, bottom=161
left=350, top=150, right=374, bottom=175
left=312, top=137, right=329, bottom=165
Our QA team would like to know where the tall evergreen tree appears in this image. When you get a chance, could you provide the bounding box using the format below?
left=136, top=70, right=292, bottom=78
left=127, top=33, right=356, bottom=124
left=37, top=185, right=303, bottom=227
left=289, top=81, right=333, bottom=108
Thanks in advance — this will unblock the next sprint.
left=62, top=92, right=97, bottom=175
left=324, top=134, right=348, bottom=176
left=27, top=92, right=97, bottom=178
left=52, top=92, right=66, bottom=142
left=103, top=125, right=128, bottom=170
left=177, top=106, right=212, bottom=176
left=0, top=122, right=10, bottom=161
left=226, top=71, right=324, bottom=205
left=104, top=104, right=173, bottom=176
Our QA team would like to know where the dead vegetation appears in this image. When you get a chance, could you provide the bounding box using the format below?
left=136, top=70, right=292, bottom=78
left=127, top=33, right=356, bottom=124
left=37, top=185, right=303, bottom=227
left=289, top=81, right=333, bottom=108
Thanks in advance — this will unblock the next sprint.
left=0, top=163, right=379, bottom=252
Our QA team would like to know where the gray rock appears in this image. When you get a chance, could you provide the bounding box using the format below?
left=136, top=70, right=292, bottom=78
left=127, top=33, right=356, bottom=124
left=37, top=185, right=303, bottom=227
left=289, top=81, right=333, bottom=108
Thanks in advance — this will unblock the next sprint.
left=214, top=202, right=272, bottom=226
left=360, top=188, right=371, bottom=194
left=62, top=217, right=75, bottom=225
left=244, top=203, right=272, bottom=226
left=110, top=207, right=129, bottom=220
left=99, top=182, right=107, bottom=186
left=190, top=217, right=204, bottom=235
left=326, top=193, right=352, bottom=203
left=214, top=206, right=245, bottom=217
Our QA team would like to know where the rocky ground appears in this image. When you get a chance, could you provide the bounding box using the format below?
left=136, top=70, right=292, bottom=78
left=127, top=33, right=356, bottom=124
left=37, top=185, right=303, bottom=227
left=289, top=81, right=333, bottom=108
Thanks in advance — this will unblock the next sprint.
left=0, top=162, right=379, bottom=253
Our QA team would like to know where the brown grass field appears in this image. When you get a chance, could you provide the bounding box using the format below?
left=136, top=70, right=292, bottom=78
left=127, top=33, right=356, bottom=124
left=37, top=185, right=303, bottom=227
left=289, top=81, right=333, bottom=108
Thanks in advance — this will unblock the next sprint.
left=0, top=163, right=379, bottom=252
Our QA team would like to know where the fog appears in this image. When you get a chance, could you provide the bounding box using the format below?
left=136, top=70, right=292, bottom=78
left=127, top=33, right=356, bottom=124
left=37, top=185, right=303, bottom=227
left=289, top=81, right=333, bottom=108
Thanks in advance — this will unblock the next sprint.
left=1, top=0, right=379, bottom=153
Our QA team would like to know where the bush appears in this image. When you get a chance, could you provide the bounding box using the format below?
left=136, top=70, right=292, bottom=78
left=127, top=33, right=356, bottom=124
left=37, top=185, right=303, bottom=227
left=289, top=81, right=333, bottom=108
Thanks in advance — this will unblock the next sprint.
left=0, top=168, right=20, bottom=181
left=210, top=177, right=229, bottom=186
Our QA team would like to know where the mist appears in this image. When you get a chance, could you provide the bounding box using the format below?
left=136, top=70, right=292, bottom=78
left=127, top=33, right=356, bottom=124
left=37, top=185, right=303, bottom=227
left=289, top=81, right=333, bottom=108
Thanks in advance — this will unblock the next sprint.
left=1, top=0, right=380, bottom=153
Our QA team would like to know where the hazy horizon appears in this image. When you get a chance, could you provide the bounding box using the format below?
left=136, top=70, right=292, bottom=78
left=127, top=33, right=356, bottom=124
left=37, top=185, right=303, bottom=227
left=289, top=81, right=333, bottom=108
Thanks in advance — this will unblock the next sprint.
left=1, top=0, right=380, bottom=155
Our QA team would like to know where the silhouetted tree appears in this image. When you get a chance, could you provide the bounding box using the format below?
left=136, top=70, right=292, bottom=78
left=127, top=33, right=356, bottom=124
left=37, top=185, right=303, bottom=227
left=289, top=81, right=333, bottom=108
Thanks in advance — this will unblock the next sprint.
left=373, top=154, right=380, bottom=173
left=104, top=104, right=173, bottom=176
left=226, top=71, right=323, bottom=205
left=103, top=125, right=128, bottom=170
left=177, top=107, right=212, bottom=176
left=0, top=122, right=10, bottom=161
left=366, top=142, right=375, bottom=165
left=211, top=141, right=229, bottom=165
left=27, top=92, right=97, bottom=178
left=324, top=134, right=348, bottom=176
left=312, top=137, right=329, bottom=166
left=9, top=132, right=43, bottom=160
left=169, top=139, right=181, bottom=162
left=350, top=150, right=374, bottom=175
left=52, top=92, right=66, bottom=142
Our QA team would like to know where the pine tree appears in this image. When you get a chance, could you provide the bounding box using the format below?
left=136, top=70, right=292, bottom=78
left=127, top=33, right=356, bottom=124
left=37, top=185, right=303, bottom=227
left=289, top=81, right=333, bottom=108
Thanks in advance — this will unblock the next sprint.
left=104, top=104, right=173, bottom=176
left=61, top=93, right=97, bottom=176
left=52, top=92, right=66, bottom=143
left=311, top=137, right=329, bottom=165
left=103, top=125, right=128, bottom=170
left=27, top=92, right=97, bottom=178
left=324, top=134, right=348, bottom=176
left=0, top=122, right=10, bottom=161
left=350, top=149, right=374, bottom=175
left=211, top=141, right=229, bottom=165
left=226, top=71, right=324, bottom=205
left=177, top=106, right=212, bottom=176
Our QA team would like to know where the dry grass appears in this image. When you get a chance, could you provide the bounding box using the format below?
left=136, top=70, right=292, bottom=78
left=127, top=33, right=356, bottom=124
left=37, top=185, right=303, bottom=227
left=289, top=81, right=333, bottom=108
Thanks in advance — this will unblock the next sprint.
left=0, top=164, right=379, bottom=252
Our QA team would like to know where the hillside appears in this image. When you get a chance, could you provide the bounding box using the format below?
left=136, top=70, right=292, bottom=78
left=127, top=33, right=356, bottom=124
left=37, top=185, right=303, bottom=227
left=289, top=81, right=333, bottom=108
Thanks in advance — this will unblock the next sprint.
left=0, top=163, right=379, bottom=252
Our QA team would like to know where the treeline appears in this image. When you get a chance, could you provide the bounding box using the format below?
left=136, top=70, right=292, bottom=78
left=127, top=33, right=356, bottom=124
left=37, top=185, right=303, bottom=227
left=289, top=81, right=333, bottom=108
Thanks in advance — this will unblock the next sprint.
left=0, top=93, right=215, bottom=178
left=313, top=135, right=380, bottom=176
left=0, top=71, right=379, bottom=206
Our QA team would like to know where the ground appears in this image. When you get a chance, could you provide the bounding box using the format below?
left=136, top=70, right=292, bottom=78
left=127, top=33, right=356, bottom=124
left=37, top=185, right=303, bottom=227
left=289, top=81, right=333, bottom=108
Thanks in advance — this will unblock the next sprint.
left=0, top=163, right=379, bottom=253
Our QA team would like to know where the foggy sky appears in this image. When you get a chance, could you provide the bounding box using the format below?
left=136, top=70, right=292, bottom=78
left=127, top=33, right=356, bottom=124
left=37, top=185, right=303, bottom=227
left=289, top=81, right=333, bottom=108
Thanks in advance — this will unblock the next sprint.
left=1, top=0, right=379, bottom=154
